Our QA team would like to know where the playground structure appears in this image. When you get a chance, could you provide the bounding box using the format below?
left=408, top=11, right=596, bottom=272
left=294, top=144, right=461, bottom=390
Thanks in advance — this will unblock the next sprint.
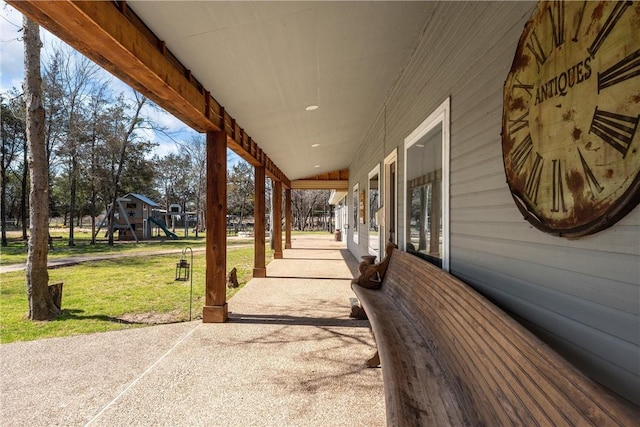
left=95, top=193, right=195, bottom=242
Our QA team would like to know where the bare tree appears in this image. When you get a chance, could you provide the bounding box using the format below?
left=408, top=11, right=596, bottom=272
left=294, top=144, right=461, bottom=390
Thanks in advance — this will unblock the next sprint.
left=177, top=135, right=206, bottom=236
left=20, top=117, right=28, bottom=241
left=291, top=190, right=329, bottom=231
left=0, top=89, right=28, bottom=242
left=87, top=82, right=109, bottom=244
left=155, top=152, right=191, bottom=227
left=104, top=92, right=147, bottom=246
left=228, top=160, right=254, bottom=229
left=23, top=17, right=60, bottom=320
left=1, top=93, right=26, bottom=247
left=48, top=47, right=101, bottom=246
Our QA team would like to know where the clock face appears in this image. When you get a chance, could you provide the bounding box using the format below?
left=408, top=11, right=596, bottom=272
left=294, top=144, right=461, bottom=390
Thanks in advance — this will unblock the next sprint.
left=502, top=1, right=640, bottom=237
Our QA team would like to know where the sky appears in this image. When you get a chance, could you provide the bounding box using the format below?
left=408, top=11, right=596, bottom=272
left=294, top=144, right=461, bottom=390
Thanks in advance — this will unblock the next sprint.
left=0, top=3, right=242, bottom=166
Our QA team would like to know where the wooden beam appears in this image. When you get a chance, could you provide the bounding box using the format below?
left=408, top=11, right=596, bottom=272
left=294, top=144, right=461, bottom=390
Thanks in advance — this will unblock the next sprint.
left=291, top=180, right=349, bottom=191
left=203, top=131, right=228, bottom=323
left=285, top=188, right=292, bottom=249
left=8, top=0, right=290, bottom=188
left=297, top=169, right=349, bottom=181
left=273, top=181, right=283, bottom=259
left=253, top=166, right=266, bottom=278
left=291, top=168, right=348, bottom=190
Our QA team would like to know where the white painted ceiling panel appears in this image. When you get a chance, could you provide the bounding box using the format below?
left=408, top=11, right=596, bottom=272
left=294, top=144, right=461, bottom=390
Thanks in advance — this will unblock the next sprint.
left=129, top=1, right=434, bottom=180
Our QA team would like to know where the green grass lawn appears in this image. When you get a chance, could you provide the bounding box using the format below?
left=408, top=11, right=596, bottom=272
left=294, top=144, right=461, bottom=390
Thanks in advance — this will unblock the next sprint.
left=0, top=229, right=253, bottom=266
left=0, top=246, right=271, bottom=343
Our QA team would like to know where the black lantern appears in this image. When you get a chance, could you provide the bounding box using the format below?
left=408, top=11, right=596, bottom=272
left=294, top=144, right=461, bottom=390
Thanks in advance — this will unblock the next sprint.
left=175, top=247, right=194, bottom=321
left=175, top=256, right=190, bottom=281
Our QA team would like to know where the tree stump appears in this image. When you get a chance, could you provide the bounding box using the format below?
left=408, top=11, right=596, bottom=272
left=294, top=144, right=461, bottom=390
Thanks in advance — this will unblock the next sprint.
left=227, top=267, right=239, bottom=288
left=48, top=282, right=63, bottom=310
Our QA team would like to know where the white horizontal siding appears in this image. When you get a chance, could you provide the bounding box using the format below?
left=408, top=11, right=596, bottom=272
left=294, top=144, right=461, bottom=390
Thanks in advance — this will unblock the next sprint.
left=348, top=1, right=640, bottom=405
left=452, top=247, right=639, bottom=325
left=453, top=232, right=638, bottom=286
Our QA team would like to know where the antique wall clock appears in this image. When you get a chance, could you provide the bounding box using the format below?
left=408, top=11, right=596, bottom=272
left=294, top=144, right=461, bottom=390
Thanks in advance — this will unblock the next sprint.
left=502, top=1, right=640, bottom=237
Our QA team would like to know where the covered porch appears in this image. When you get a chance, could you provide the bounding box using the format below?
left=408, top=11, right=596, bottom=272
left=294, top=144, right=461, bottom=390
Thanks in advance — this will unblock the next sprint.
left=0, top=235, right=385, bottom=426
left=7, top=0, right=639, bottom=412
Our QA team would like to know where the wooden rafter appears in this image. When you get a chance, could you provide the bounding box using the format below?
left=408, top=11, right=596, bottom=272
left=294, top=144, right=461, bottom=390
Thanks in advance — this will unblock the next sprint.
left=291, top=180, right=349, bottom=190
left=9, top=0, right=290, bottom=187
left=298, top=169, right=350, bottom=181
left=291, top=169, right=349, bottom=190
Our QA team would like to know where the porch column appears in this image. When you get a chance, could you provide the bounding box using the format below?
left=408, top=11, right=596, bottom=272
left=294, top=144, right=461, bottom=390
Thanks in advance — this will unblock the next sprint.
left=285, top=188, right=292, bottom=249
left=273, top=180, right=283, bottom=259
left=203, top=130, right=228, bottom=323
left=253, top=166, right=266, bottom=278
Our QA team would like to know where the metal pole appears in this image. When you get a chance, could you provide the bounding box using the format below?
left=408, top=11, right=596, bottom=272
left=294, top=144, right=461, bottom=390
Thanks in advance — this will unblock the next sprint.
left=183, top=246, right=193, bottom=321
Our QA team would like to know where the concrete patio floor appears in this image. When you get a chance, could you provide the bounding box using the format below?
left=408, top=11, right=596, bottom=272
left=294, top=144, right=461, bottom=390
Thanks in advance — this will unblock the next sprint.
left=0, top=235, right=385, bottom=426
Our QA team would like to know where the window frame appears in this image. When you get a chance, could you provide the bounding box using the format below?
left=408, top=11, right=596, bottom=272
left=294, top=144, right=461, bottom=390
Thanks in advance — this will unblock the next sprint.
left=368, top=163, right=381, bottom=257
left=384, top=148, right=398, bottom=247
left=352, top=182, right=359, bottom=245
left=403, top=97, right=450, bottom=271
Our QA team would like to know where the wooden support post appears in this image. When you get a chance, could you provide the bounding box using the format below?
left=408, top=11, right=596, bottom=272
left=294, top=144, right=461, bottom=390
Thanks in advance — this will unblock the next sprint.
left=285, top=188, right=292, bottom=249
left=273, top=180, right=283, bottom=259
left=203, top=130, right=228, bottom=323
left=254, top=166, right=266, bottom=278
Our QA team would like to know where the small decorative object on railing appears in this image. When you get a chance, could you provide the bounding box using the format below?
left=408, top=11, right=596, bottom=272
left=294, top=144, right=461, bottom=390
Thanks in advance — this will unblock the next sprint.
left=351, top=242, right=396, bottom=289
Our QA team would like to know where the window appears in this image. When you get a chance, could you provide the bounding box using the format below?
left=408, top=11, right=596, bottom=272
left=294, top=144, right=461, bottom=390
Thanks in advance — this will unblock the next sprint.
left=368, top=164, right=381, bottom=256
left=404, top=98, right=450, bottom=271
left=352, top=183, right=359, bottom=244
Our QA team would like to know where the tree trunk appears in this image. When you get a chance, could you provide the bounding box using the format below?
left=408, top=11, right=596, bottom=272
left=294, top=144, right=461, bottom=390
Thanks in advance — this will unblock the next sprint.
left=0, top=157, right=7, bottom=247
left=90, top=197, right=96, bottom=244
left=23, top=17, right=60, bottom=320
left=194, top=183, right=200, bottom=238
left=0, top=116, right=7, bottom=247
left=90, top=119, right=97, bottom=244
left=90, top=194, right=96, bottom=243
left=68, top=155, right=76, bottom=246
left=418, top=186, right=427, bottom=251
left=108, top=94, right=146, bottom=246
left=21, top=138, right=28, bottom=240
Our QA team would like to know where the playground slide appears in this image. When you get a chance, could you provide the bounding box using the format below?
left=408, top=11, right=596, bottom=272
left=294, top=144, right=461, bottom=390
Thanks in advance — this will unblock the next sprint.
left=149, top=217, right=178, bottom=239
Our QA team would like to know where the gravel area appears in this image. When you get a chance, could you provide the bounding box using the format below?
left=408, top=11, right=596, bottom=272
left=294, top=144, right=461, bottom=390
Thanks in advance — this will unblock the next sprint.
left=0, top=236, right=385, bottom=426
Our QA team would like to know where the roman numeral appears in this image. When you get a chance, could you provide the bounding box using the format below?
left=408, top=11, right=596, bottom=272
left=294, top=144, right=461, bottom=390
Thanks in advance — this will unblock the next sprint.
left=548, top=1, right=565, bottom=49
left=551, top=159, right=567, bottom=212
left=511, top=134, right=533, bottom=175
left=588, top=1, right=631, bottom=57
left=525, top=153, right=544, bottom=204
left=526, top=29, right=547, bottom=71
left=572, top=1, right=587, bottom=43
left=589, top=108, right=639, bottom=157
left=577, top=148, right=604, bottom=196
left=509, top=111, right=529, bottom=134
left=513, top=78, right=534, bottom=97
left=598, top=49, right=640, bottom=92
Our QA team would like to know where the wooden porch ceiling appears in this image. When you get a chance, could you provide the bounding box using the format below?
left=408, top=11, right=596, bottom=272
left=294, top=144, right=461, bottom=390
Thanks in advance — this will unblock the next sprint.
left=8, top=0, right=290, bottom=187
left=9, top=1, right=434, bottom=184
left=291, top=169, right=349, bottom=191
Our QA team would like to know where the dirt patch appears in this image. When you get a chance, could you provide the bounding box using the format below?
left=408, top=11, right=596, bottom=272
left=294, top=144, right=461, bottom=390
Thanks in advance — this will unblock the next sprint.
left=119, top=310, right=185, bottom=325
